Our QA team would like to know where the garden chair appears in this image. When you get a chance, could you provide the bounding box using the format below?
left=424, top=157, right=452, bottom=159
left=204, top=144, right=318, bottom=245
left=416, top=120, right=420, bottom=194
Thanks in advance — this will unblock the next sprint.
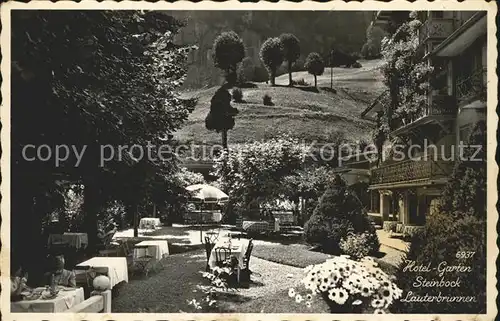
left=214, top=247, right=232, bottom=267
left=204, top=236, right=215, bottom=272
left=240, top=239, right=254, bottom=286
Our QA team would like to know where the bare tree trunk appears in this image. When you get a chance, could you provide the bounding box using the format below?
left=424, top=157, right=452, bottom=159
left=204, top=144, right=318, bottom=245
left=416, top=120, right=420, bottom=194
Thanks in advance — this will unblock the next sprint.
left=271, top=70, right=276, bottom=86
left=314, top=75, right=317, bottom=89
left=133, top=204, right=139, bottom=237
left=288, top=61, right=293, bottom=86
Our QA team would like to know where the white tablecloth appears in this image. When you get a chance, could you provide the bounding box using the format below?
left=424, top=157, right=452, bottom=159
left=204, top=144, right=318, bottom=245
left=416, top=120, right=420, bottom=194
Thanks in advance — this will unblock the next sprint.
left=133, top=240, right=170, bottom=261
left=76, top=257, right=128, bottom=289
left=48, top=233, right=88, bottom=249
left=208, top=238, right=249, bottom=270
left=11, top=287, right=84, bottom=312
left=139, top=218, right=161, bottom=229
left=242, top=221, right=271, bottom=233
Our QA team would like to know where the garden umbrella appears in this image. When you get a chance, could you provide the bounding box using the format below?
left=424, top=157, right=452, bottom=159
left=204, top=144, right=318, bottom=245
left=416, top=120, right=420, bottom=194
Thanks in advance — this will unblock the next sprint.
left=186, top=184, right=229, bottom=203
left=185, top=184, right=229, bottom=241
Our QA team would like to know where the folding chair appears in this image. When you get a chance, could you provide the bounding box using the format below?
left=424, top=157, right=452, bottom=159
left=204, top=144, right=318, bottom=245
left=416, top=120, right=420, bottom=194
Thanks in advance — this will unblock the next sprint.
left=214, top=247, right=232, bottom=267
left=240, top=239, right=254, bottom=286
left=132, top=245, right=156, bottom=276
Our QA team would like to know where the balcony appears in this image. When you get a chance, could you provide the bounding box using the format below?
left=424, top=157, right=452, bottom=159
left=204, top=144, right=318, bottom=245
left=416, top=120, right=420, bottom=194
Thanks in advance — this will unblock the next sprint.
left=419, top=18, right=455, bottom=44
left=456, top=68, right=486, bottom=104
left=391, top=94, right=456, bottom=135
left=371, top=159, right=454, bottom=186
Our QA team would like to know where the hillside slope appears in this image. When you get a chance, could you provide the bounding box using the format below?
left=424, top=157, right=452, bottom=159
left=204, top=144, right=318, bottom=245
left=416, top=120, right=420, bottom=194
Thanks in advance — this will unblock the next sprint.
left=176, top=59, right=385, bottom=145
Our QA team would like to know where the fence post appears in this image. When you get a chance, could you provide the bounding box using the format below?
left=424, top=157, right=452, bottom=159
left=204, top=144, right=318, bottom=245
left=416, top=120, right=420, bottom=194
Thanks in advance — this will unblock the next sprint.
left=100, top=290, right=112, bottom=313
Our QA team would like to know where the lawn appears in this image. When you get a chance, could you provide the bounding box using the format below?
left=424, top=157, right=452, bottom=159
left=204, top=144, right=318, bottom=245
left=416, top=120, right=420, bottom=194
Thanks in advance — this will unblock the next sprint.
left=176, top=60, right=384, bottom=145
left=252, top=242, right=332, bottom=268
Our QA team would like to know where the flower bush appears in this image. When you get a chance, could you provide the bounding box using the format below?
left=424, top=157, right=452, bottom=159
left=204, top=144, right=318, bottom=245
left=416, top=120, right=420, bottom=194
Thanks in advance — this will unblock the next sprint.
left=290, top=256, right=402, bottom=313
left=339, top=233, right=372, bottom=260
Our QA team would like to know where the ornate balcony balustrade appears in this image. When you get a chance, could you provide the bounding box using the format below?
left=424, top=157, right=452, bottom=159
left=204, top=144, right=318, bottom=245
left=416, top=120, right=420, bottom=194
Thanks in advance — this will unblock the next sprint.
left=456, top=68, right=486, bottom=104
left=371, top=159, right=454, bottom=185
left=419, top=18, right=455, bottom=44
left=391, top=94, right=456, bottom=132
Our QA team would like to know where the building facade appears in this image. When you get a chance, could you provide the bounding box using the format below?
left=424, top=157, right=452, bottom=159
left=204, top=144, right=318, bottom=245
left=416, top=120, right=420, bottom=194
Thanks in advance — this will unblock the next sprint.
left=363, top=11, right=487, bottom=236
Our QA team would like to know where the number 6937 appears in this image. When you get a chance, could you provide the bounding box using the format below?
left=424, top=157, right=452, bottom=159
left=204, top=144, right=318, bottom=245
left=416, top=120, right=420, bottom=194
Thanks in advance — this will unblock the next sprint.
left=456, top=251, right=475, bottom=259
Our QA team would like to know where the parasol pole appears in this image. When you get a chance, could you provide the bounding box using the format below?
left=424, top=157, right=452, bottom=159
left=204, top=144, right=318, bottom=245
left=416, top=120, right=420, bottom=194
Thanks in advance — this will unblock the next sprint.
left=200, top=200, right=203, bottom=243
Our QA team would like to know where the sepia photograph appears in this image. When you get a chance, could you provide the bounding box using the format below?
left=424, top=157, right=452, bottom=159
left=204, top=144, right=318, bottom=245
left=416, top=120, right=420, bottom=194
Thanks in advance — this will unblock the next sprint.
left=0, top=1, right=497, bottom=320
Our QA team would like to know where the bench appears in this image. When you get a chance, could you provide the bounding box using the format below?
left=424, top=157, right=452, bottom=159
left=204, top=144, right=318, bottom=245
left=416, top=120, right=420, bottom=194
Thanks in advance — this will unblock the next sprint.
left=67, top=290, right=111, bottom=313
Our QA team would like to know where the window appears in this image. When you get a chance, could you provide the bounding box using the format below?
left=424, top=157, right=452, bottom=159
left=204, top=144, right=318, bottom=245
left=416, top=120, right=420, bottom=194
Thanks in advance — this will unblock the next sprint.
left=370, top=191, right=380, bottom=213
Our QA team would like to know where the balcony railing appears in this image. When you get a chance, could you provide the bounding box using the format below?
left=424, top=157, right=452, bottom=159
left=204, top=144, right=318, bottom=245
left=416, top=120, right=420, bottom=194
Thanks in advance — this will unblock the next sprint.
left=419, top=18, right=455, bottom=44
left=456, top=68, right=486, bottom=103
left=371, top=159, right=454, bottom=185
left=392, top=94, right=456, bottom=131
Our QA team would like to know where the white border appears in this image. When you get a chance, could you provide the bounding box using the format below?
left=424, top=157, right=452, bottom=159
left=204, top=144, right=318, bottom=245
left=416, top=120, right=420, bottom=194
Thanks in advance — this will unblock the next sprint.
left=1, top=1, right=497, bottom=321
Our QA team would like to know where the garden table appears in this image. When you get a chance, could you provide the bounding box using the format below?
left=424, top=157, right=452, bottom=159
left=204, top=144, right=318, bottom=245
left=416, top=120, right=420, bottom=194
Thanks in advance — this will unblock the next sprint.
left=133, top=240, right=170, bottom=261
left=47, top=233, right=88, bottom=249
left=242, top=220, right=271, bottom=233
left=76, top=257, right=128, bottom=289
left=11, top=287, right=84, bottom=313
left=139, top=217, right=161, bottom=229
left=208, top=237, right=249, bottom=270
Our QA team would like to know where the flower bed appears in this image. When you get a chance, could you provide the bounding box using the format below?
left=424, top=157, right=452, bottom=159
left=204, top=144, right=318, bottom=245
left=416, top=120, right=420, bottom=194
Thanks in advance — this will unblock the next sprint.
left=289, top=255, right=402, bottom=313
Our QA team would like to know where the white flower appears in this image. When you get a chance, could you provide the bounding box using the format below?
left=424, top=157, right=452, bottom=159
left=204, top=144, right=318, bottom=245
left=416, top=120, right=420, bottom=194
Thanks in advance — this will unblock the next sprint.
left=352, top=299, right=363, bottom=306
left=305, top=301, right=312, bottom=308
left=371, top=297, right=385, bottom=309
left=374, top=308, right=386, bottom=314
left=288, top=288, right=296, bottom=298
left=295, top=294, right=304, bottom=303
left=306, top=293, right=313, bottom=301
left=336, top=288, right=348, bottom=305
left=208, top=300, right=216, bottom=307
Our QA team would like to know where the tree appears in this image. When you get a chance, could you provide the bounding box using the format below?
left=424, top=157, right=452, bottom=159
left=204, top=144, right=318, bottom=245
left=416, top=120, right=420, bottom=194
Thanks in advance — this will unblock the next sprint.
left=303, top=176, right=379, bottom=255
left=11, top=10, right=196, bottom=268
left=305, top=52, right=325, bottom=88
left=205, top=87, right=239, bottom=149
left=212, top=31, right=245, bottom=87
left=279, top=33, right=301, bottom=86
left=259, top=37, right=284, bottom=86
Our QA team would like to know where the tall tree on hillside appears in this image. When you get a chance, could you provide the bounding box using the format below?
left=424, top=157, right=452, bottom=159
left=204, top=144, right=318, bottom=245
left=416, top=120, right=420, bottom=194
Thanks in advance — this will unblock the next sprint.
left=279, top=33, right=301, bottom=86
left=212, top=31, right=245, bottom=87
left=305, top=52, right=325, bottom=88
left=11, top=10, right=196, bottom=268
left=260, top=37, right=284, bottom=86
left=205, top=86, right=239, bottom=149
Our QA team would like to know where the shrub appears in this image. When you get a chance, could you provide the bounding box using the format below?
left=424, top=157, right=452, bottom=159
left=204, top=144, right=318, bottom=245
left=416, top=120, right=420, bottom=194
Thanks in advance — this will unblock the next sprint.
left=352, top=62, right=362, bottom=68
left=304, top=177, right=380, bottom=255
left=263, top=94, right=274, bottom=106
left=339, top=233, right=371, bottom=260
left=231, top=88, right=243, bottom=102
left=291, top=78, right=310, bottom=86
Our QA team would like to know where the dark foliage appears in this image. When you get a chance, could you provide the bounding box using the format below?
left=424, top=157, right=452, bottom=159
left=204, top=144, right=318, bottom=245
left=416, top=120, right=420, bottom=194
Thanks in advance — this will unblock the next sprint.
left=392, top=121, right=487, bottom=313
left=205, top=87, right=239, bottom=148
left=263, top=94, right=274, bottom=106
left=231, top=88, right=244, bottom=103
left=279, top=33, right=301, bottom=86
left=305, top=52, right=325, bottom=88
left=11, top=11, right=195, bottom=277
left=304, top=177, right=379, bottom=255
left=212, top=31, right=245, bottom=87
left=260, top=37, right=284, bottom=86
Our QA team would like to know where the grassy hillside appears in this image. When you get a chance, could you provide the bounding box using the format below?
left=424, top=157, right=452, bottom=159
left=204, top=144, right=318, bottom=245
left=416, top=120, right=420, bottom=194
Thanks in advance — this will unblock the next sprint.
left=176, top=59, right=385, bottom=145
